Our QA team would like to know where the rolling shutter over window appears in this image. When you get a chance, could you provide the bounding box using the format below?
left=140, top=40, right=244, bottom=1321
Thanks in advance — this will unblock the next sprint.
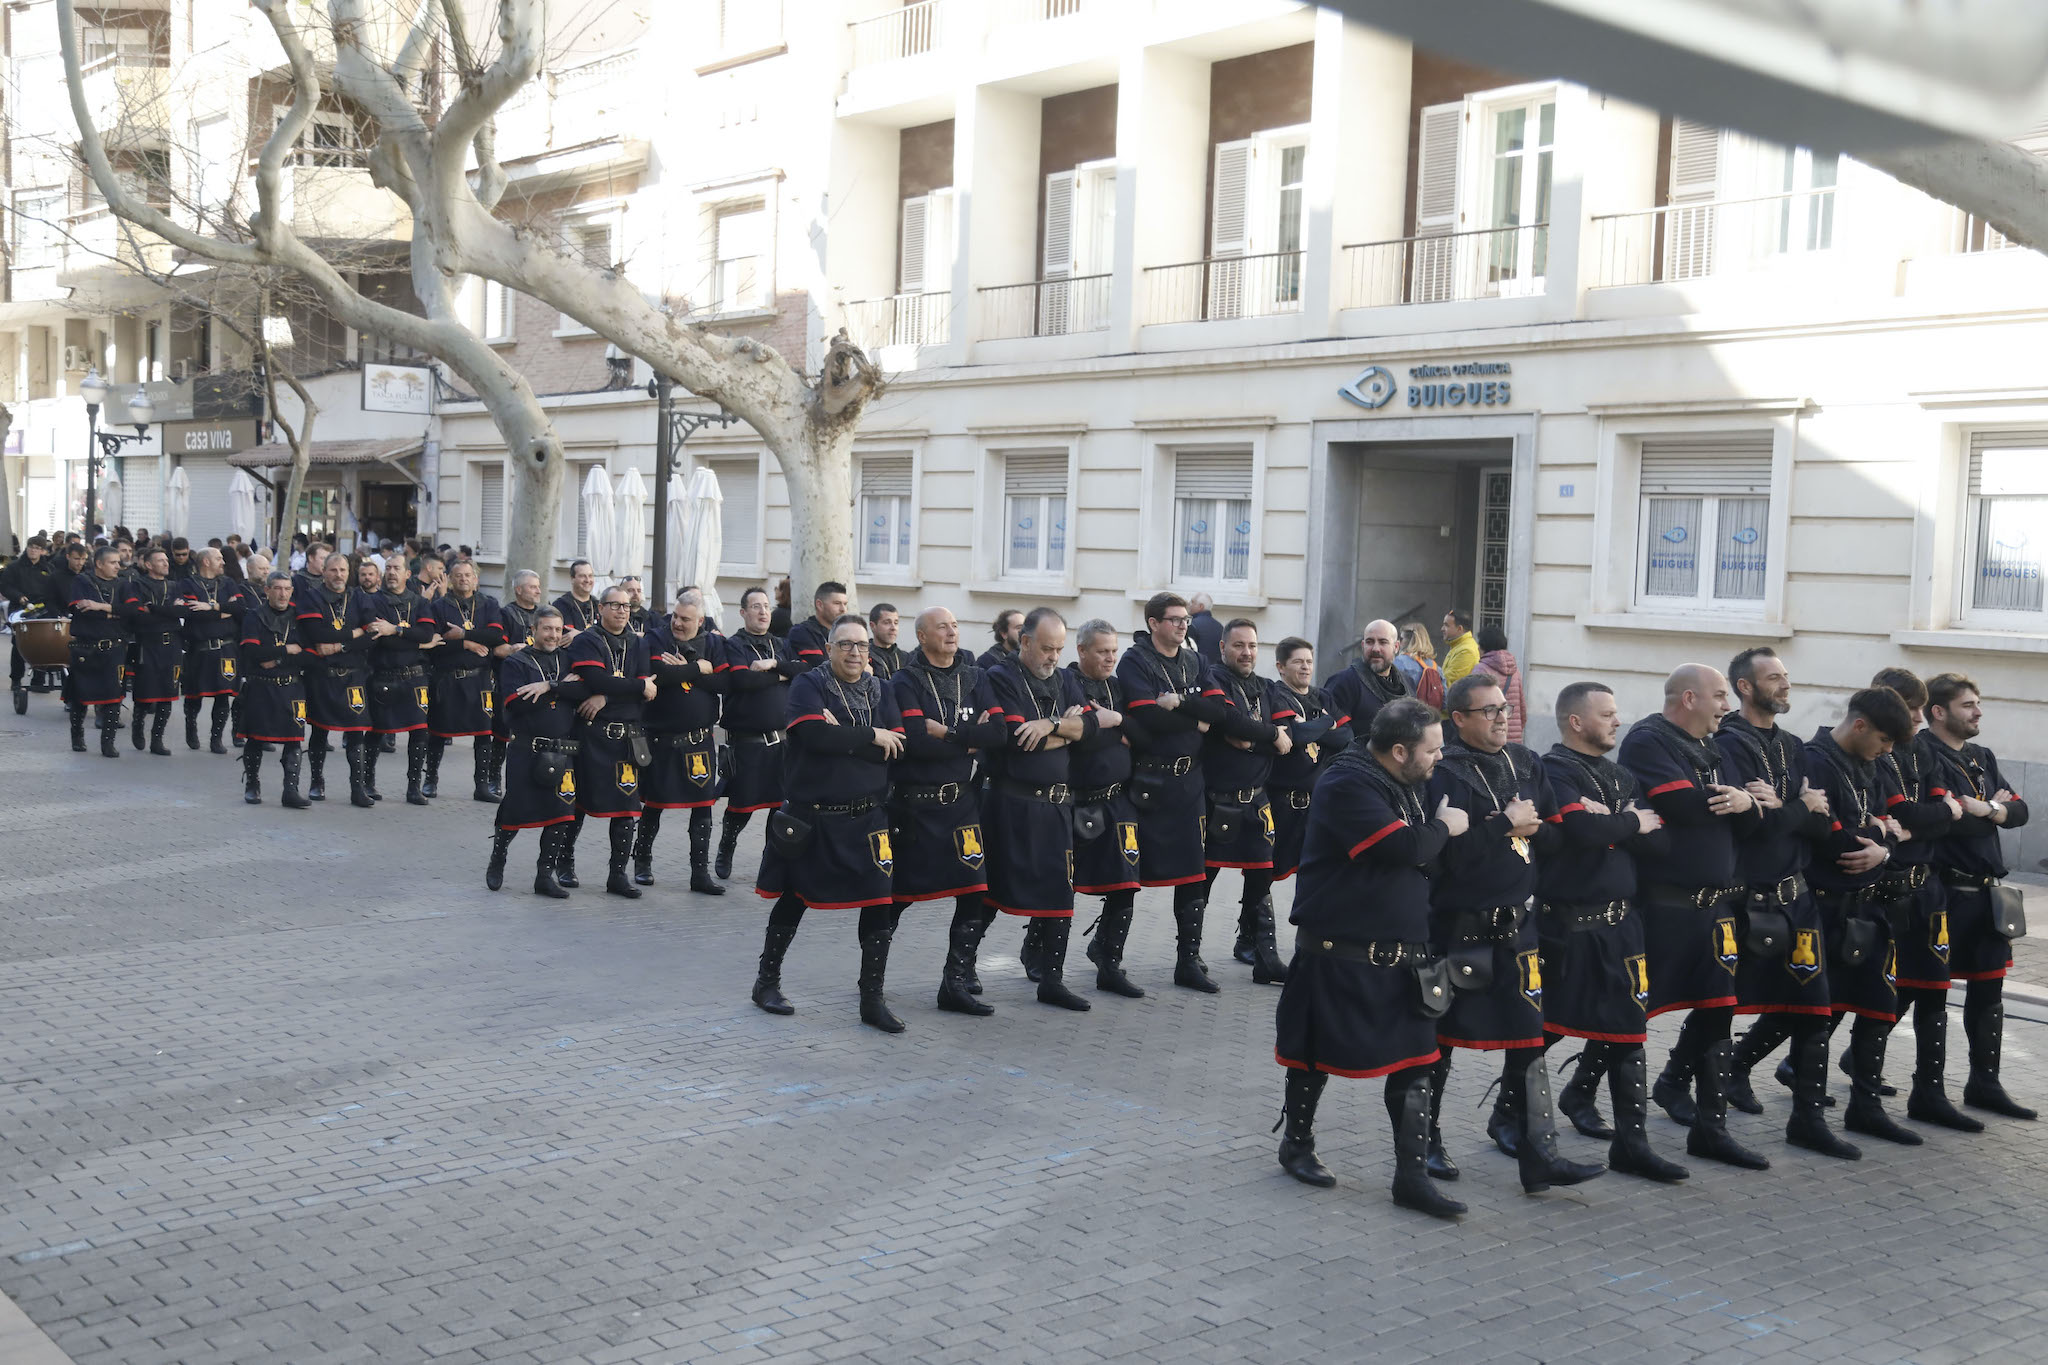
left=712, top=458, right=759, bottom=563
left=478, top=465, right=504, bottom=553
left=861, top=454, right=912, bottom=498
left=1967, top=429, right=2048, bottom=495
left=1639, top=434, right=1773, bottom=495
left=1004, top=451, right=1066, bottom=496
left=1173, top=451, right=1253, bottom=501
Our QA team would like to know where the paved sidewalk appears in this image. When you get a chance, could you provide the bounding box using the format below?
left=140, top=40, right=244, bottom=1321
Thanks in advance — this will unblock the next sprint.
left=1, top=705, right=2046, bottom=1364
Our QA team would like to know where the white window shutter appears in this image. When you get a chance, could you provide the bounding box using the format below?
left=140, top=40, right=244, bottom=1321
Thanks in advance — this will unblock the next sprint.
left=899, top=195, right=928, bottom=294
left=1004, top=452, right=1067, bottom=496
left=712, top=458, right=760, bottom=565
left=1415, top=102, right=1463, bottom=235
left=479, top=466, right=504, bottom=553
left=1210, top=140, right=1253, bottom=257
left=1665, top=118, right=1723, bottom=279
left=860, top=454, right=913, bottom=498
left=1639, top=434, right=1774, bottom=494
left=1042, top=171, right=1076, bottom=279
left=1173, top=451, right=1254, bottom=501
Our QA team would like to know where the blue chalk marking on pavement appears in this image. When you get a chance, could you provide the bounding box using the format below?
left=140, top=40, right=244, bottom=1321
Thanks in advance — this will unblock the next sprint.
left=15, top=1240, right=91, bottom=1263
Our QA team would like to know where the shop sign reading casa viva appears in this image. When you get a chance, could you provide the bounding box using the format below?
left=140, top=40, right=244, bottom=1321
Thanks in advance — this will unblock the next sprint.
left=1339, top=361, right=1513, bottom=412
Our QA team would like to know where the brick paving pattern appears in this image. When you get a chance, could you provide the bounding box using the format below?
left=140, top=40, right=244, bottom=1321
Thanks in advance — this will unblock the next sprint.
left=1, top=707, right=2044, bottom=1364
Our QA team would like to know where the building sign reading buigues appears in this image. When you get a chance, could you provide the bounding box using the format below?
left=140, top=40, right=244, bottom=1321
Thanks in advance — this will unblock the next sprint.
left=1340, top=360, right=1513, bottom=412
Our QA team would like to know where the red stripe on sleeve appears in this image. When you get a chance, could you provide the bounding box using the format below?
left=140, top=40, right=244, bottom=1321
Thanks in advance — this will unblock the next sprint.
left=1886, top=793, right=1908, bottom=808
left=1129, top=697, right=1157, bottom=708
left=1349, top=821, right=1406, bottom=857
left=1557, top=802, right=1585, bottom=815
left=1335, top=714, right=1352, bottom=727
left=1272, top=708, right=1298, bottom=721
left=900, top=708, right=924, bottom=717
left=1931, top=787, right=1949, bottom=797
left=1646, top=780, right=1694, bottom=797
left=1830, top=820, right=1843, bottom=833
left=787, top=713, right=828, bottom=728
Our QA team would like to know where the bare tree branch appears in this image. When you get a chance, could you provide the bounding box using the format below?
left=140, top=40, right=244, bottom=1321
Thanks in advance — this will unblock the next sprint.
left=1863, top=138, right=2048, bottom=255
left=436, top=0, right=509, bottom=210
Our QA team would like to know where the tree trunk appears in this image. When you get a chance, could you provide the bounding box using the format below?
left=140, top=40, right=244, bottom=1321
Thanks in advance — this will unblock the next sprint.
left=0, top=405, right=16, bottom=553
left=772, top=424, right=856, bottom=605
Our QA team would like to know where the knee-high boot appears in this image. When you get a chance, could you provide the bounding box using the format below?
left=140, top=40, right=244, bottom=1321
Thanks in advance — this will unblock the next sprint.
left=753, top=901, right=802, bottom=1015
left=688, top=808, right=723, bottom=895
left=306, top=735, right=328, bottom=801
left=209, top=697, right=231, bottom=754
left=344, top=733, right=373, bottom=808
left=423, top=735, right=444, bottom=798
left=1173, top=895, right=1219, bottom=994
left=1557, top=1042, right=1616, bottom=1139
left=1515, top=1051, right=1607, bottom=1193
left=1905, top=989, right=1983, bottom=1131
left=1686, top=1040, right=1771, bottom=1168
left=1963, top=983, right=2037, bottom=1119
left=1843, top=1016, right=1922, bottom=1145
left=241, top=744, right=263, bottom=803
left=557, top=812, right=585, bottom=888
left=632, top=808, right=661, bottom=885
left=858, top=916, right=905, bottom=1033
left=485, top=828, right=515, bottom=891
left=937, top=898, right=996, bottom=1016
left=1275, top=1067, right=1335, bottom=1187
left=1085, top=892, right=1144, bottom=998
left=279, top=744, right=312, bottom=809
left=1425, top=1055, right=1458, bottom=1180
left=1728, top=1014, right=1791, bottom=1115
left=404, top=732, right=429, bottom=805
left=472, top=739, right=494, bottom=802
left=1785, top=1026, right=1862, bottom=1159
left=99, top=704, right=122, bottom=757
left=1019, top=917, right=1048, bottom=983
left=606, top=817, right=643, bottom=898
left=1250, top=894, right=1287, bottom=985
left=130, top=700, right=146, bottom=751
left=1388, top=1070, right=1466, bottom=1218
left=361, top=736, right=383, bottom=801
left=715, top=812, right=745, bottom=879
left=533, top=823, right=570, bottom=898
left=184, top=697, right=202, bottom=750
left=69, top=704, right=87, bottom=753
left=1606, top=1045, right=1690, bottom=1182
left=147, top=702, right=172, bottom=756
left=485, top=737, right=505, bottom=801
left=1034, top=918, right=1091, bottom=1011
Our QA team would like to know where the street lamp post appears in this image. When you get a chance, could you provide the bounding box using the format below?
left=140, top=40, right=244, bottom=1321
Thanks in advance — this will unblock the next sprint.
left=78, top=368, right=156, bottom=541
left=645, top=375, right=739, bottom=611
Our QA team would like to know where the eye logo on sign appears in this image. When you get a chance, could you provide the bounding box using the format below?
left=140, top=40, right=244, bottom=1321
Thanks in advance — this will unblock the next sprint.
left=1190, top=519, right=1209, bottom=533
left=1661, top=527, right=1689, bottom=543
left=1730, top=527, right=1760, bottom=545
left=1338, top=365, right=1398, bottom=410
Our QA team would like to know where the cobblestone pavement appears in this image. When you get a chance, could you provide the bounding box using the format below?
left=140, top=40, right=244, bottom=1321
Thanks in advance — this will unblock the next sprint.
left=2, top=704, right=2046, bottom=1365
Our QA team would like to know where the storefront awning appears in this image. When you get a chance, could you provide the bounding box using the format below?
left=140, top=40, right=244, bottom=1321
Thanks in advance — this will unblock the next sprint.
left=226, top=438, right=423, bottom=469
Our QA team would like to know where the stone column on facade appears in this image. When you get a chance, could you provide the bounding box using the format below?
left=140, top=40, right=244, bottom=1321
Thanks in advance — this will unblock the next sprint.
left=949, top=85, right=1041, bottom=368
left=1109, top=45, right=1211, bottom=352
left=1302, top=11, right=1410, bottom=334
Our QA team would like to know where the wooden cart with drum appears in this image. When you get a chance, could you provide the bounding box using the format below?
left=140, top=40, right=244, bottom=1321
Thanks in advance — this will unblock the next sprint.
left=8, top=613, right=69, bottom=713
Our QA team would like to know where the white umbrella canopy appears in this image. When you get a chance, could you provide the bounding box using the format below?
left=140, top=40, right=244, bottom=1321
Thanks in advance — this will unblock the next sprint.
left=663, top=470, right=690, bottom=595
left=675, top=464, right=725, bottom=629
left=614, top=466, right=648, bottom=585
left=100, top=469, right=123, bottom=529
left=227, top=470, right=260, bottom=543
left=163, top=466, right=191, bottom=540
left=580, top=463, right=617, bottom=589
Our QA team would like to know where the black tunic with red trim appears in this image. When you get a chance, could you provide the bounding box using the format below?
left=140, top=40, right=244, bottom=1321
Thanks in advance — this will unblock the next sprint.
left=1718, top=715, right=1834, bottom=1017
left=566, top=623, right=652, bottom=819
left=1616, top=715, right=1763, bottom=1017
left=1323, top=659, right=1412, bottom=734
left=1879, top=737, right=1957, bottom=991
left=755, top=667, right=904, bottom=909
left=294, top=584, right=375, bottom=733
left=1275, top=748, right=1449, bottom=1080
left=1067, top=665, right=1142, bottom=896
left=551, top=593, right=600, bottom=637
left=1200, top=666, right=1289, bottom=871
left=889, top=653, right=1006, bottom=902
left=1921, top=731, right=2029, bottom=982
left=176, top=574, right=246, bottom=697
left=718, top=628, right=801, bottom=813
left=1268, top=683, right=1351, bottom=882
left=492, top=600, right=545, bottom=740
left=1805, top=727, right=1905, bottom=1019
left=65, top=572, right=131, bottom=705
left=784, top=616, right=832, bottom=673
left=365, top=587, right=435, bottom=734
left=427, top=592, right=505, bottom=738
left=119, top=574, right=191, bottom=705
left=1427, top=739, right=1559, bottom=1049
left=235, top=603, right=307, bottom=743
left=1537, top=745, right=1665, bottom=1044
left=640, top=618, right=726, bottom=809
left=495, top=646, right=589, bottom=830
left=975, top=661, right=1095, bottom=916
left=1115, top=632, right=1226, bottom=887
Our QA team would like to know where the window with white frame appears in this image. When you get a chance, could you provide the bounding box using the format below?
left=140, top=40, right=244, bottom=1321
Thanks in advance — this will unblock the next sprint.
left=899, top=189, right=954, bottom=295
left=1413, top=86, right=1554, bottom=300
left=713, top=204, right=768, bottom=313
left=1041, top=161, right=1115, bottom=333
left=1664, top=120, right=1836, bottom=279
left=1208, top=129, right=1308, bottom=317
left=457, top=275, right=514, bottom=340
left=12, top=190, right=64, bottom=269
left=1003, top=452, right=1067, bottom=578
left=191, top=116, right=236, bottom=222
left=571, top=461, right=601, bottom=560
left=1636, top=434, right=1773, bottom=610
left=559, top=219, right=615, bottom=332
left=710, top=456, right=761, bottom=570
left=857, top=454, right=913, bottom=573
left=1964, top=431, right=2048, bottom=625
left=477, top=464, right=505, bottom=556
left=1172, top=451, right=1254, bottom=586
left=272, top=105, right=362, bottom=168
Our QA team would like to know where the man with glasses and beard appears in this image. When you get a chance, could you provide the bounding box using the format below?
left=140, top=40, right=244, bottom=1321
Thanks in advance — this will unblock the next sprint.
left=750, top=615, right=908, bottom=1029
left=634, top=589, right=728, bottom=894
left=1537, top=682, right=1689, bottom=1184
left=1271, top=698, right=1469, bottom=1217
left=1427, top=672, right=1603, bottom=1197
left=563, top=587, right=655, bottom=898
left=1326, top=619, right=1413, bottom=733
left=487, top=606, right=587, bottom=898
left=716, top=585, right=804, bottom=879
left=1267, top=638, right=1352, bottom=889
left=364, top=555, right=438, bottom=805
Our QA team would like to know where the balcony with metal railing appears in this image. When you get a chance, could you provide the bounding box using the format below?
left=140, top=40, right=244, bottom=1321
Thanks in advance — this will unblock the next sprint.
left=1142, top=251, right=1303, bottom=325
left=844, top=291, right=952, bottom=358
left=979, top=275, right=1112, bottom=339
left=1340, top=222, right=1549, bottom=308
left=849, top=0, right=947, bottom=70
left=1588, top=187, right=1838, bottom=288
left=57, top=205, right=176, bottom=283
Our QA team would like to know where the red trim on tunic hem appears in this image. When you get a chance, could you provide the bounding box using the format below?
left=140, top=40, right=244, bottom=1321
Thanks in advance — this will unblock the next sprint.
left=497, top=815, right=575, bottom=830
left=373, top=723, right=428, bottom=734
left=309, top=723, right=373, bottom=733
left=1543, top=1024, right=1649, bottom=1044
left=185, top=689, right=237, bottom=698
left=753, top=888, right=896, bottom=909
left=990, top=902, right=1076, bottom=918
left=1074, top=880, right=1142, bottom=894
left=895, top=883, right=991, bottom=903
left=132, top=693, right=181, bottom=704
left=430, top=728, right=494, bottom=738
left=724, top=799, right=782, bottom=814
left=1831, top=1003, right=1900, bottom=1023
left=577, top=807, right=641, bottom=819
left=236, top=731, right=303, bottom=742
left=643, top=799, right=718, bottom=809
left=1733, top=1003, right=1835, bottom=1017
left=1140, top=873, right=1209, bottom=887
left=1205, top=859, right=1275, bottom=870
left=1952, top=967, right=2008, bottom=981
left=1437, top=1035, right=1546, bottom=1050
left=1277, top=1048, right=1441, bottom=1079
left=1646, top=995, right=1738, bottom=1018
left=1895, top=976, right=1952, bottom=990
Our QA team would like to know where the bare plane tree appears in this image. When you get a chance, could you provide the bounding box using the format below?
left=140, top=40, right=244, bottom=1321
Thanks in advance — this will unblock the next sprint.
left=57, top=0, right=880, bottom=590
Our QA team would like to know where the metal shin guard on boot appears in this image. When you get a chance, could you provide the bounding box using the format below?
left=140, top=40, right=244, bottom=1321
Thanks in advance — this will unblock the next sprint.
left=1086, top=897, right=1144, bottom=998
left=1964, top=992, right=2038, bottom=1120
left=1034, top=918, right=1092, bottom=1012
left=1843, top=1021, right=1923, bottom=1145
left=405, top=733, right=430, bottom=805
left=1906, top=992, right=1984, bottom=1131
left=345, top=734, right=374, bottom=808
left=1785, top=1030, right=1862, bottom=1159
left=280, top=745, right=312, bottom=809
left=1276, top=1068, right=1335, bottom=1187
left=687, top=809, right=724, bottom=895
left=1389, top=1073, right=1467, bottom=1218
left=241, top=746, right=263, bottom=803
left=858, top=929, right=905, bottom=1033
left=485, top=828, right=514, bottom=891
left=606, top=818, right=643, bottom=898
left=752, top=921, right=798, bottom=1015
left=1558, top=1043, right=1617, bottom=1140
left=1606, top=1046, right=1690, bottom=1182
left=1686, top=1041, right=1771, bottom=1169
left=632, top=808, right=661, bottom=886
left=938, top=901, right=996, bottom=1016
left=1173, top=899, right=1219, bottom=993
left=1516, top=1055, right=1606, bottom=1193
left=533, top=824, right=570, bottom=899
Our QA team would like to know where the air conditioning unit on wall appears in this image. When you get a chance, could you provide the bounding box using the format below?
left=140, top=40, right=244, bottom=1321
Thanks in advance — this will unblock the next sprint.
left=169, top=358, right=192, bottom=381
left=61, top=345, right=91, bottom=372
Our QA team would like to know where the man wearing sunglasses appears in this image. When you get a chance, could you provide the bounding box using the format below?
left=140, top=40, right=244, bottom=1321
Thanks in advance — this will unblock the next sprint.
left=1426, top=672, right=1603, bottom=1197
